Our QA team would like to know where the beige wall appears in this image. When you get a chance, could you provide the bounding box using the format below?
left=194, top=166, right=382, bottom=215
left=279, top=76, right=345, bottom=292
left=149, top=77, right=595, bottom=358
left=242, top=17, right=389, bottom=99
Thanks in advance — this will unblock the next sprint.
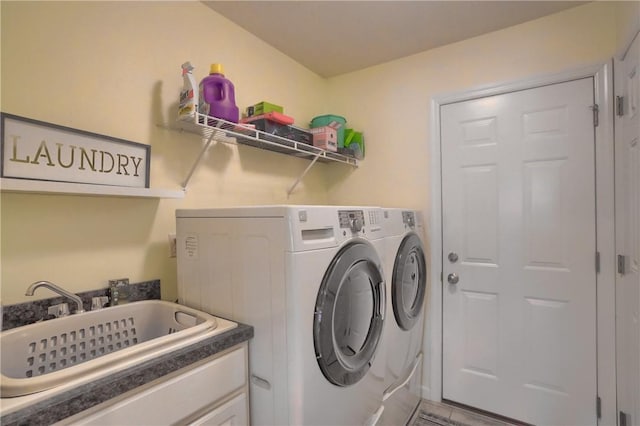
left=324, top=1, right=618, bottom=214
left=0, top=1, right=624, bottom=306
left=615, top=0, right=640, bottom=58
left=0, top=1, right=332, bottom=304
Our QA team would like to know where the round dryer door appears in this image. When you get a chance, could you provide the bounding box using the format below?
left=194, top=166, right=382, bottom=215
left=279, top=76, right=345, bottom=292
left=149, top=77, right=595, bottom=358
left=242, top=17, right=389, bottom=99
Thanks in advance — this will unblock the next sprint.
left=314, top=242, right=385, bottom=387
left=392, top=233, right=427, bottom=331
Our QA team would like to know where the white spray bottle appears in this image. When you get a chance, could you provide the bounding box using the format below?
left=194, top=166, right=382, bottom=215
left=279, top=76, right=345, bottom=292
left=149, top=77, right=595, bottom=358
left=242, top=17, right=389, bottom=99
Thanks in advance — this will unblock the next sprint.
left=178, top=62, right=198, bottom=121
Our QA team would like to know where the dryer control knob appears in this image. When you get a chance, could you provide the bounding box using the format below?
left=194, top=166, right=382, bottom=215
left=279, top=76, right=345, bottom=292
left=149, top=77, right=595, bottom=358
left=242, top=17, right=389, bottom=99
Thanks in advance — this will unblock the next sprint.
left=406, top=215, right=415, bottom=228
left=350, top=218, right=364, bottom=233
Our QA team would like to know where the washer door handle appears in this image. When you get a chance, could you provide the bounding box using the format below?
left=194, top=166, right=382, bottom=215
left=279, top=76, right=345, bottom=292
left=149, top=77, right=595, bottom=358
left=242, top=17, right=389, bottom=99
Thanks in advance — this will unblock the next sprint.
left=447, top=273, right=459, bottom=285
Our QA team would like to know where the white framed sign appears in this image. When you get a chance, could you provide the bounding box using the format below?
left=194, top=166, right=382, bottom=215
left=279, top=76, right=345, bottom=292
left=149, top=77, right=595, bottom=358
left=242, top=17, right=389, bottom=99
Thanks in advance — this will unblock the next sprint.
left=1, top=113, right=150, bottom=188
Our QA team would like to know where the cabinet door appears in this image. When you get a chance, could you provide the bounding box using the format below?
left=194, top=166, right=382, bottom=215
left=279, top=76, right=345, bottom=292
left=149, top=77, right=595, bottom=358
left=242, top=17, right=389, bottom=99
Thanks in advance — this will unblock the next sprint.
left=189, top=393, right=248, bottom=426
left=64, top=345, right=246, bottom=425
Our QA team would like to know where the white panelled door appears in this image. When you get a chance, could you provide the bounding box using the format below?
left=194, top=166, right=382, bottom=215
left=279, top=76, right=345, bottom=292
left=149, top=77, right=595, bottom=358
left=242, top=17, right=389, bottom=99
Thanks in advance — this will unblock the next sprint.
left=441, top=78, right=597, bottom=425
left=615, top=32, right=640, bottom=426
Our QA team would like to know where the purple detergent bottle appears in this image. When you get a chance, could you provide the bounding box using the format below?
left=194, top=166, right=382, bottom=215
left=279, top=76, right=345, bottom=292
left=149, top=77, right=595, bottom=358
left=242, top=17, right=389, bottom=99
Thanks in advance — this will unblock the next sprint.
left=199, top=63, right=239, bottom=123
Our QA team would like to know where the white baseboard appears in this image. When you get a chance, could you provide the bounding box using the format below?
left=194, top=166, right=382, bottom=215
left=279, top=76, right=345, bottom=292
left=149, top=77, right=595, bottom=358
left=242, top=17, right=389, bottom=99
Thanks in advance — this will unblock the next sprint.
left=420, top=384, right=434, bottom=401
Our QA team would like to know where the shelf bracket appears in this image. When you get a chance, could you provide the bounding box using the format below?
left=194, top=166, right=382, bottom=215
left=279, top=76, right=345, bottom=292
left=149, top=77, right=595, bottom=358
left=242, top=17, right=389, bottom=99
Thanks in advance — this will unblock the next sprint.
left=287, top=153, right=321, bottom=197
left=182, top=131, right=217, bottom=190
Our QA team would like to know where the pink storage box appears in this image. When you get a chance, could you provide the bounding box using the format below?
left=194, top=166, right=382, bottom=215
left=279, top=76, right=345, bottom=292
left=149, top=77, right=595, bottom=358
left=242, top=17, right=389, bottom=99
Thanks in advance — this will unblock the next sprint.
left=310, top=126, right=337, bottom=151
left=239, top=111, right=294, bottom=125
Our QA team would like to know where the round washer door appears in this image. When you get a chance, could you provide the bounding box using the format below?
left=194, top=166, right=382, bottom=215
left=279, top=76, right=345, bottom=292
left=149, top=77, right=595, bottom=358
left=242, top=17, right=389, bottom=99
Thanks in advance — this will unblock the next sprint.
left=314, top=242, right=385, bottom=387
left=392, top=233, right=427, bottom=331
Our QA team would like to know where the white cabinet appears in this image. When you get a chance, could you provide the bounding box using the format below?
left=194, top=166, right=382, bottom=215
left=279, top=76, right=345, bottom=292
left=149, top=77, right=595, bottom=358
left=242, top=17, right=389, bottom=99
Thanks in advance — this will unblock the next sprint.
left=189, top=393, right=247, bottom=426
left=58, top=343, right=249, bottom=426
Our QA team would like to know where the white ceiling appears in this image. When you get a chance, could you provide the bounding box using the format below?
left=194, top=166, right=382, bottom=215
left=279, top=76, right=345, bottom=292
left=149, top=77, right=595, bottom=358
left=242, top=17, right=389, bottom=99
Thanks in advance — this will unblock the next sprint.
left=204, top=1, right=587, bottom=78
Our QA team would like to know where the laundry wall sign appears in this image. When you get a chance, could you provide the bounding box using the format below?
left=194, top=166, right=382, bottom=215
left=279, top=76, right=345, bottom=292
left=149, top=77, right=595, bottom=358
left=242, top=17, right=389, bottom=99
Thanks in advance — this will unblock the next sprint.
left=1, top=113, right=150, bottom=188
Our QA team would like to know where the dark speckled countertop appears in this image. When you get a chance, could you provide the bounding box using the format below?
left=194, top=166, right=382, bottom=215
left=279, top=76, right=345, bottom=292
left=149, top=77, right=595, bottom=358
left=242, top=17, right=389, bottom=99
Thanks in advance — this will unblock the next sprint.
left=1, top=323, right=253, bottom=426
left=0, top=280, right=254, bottom=426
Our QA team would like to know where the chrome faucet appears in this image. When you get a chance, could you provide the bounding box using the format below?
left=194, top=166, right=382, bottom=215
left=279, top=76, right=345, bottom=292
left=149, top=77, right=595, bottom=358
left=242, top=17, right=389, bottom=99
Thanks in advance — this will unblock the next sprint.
left=25, top=281, right=86, bottom=314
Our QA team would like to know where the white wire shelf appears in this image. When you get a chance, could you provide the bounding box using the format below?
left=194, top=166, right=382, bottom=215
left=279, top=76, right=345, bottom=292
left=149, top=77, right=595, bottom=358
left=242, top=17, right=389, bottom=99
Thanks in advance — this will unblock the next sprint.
left=170, top=112, right=359, bottom=195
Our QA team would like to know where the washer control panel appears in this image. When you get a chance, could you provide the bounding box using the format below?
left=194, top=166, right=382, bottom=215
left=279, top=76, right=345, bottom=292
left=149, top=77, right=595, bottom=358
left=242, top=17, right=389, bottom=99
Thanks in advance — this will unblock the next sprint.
left=338, top=210, right=365, bottom=233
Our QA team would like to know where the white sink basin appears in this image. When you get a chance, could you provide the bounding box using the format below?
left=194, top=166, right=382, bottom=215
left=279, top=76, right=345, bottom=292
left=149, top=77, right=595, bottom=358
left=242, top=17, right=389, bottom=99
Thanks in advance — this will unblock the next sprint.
left=0, top=300, right=236, bottom=398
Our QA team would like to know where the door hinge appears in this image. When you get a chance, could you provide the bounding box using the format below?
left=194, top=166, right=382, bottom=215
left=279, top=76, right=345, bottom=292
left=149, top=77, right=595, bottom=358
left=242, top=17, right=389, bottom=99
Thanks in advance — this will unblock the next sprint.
left=595, top=252, right=601, bottom=274
left=616, top=96, right=625, bottom=117
left=596, top=396, right=602, bottom=419
left=591, top=104, right=599, bottom=127
left=618, top=254, right=627, bottom=275
left=620, top=410, right=629, bottom=426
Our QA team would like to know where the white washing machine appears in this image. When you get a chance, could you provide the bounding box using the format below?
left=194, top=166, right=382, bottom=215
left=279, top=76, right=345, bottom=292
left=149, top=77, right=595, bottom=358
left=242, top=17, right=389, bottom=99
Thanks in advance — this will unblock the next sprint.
left=176, top=205, right=388, bottom=426
left=380, top=209, right=427, bottom=426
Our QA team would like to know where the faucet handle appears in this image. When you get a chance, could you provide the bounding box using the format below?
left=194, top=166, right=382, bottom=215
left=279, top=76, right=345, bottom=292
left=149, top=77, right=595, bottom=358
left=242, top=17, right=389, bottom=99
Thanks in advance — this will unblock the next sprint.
left=48, top=303, right=70, bottom=318
left=91, top=296, right=110, bottom=310
left=109, top=278, right=130, bottom=305
left=109, top=285, right=119, bottom=305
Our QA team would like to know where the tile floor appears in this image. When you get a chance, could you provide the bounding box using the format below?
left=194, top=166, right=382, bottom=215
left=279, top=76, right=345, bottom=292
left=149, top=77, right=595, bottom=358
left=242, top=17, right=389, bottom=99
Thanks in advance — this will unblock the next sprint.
left=409, top=400, right=521, bottom=426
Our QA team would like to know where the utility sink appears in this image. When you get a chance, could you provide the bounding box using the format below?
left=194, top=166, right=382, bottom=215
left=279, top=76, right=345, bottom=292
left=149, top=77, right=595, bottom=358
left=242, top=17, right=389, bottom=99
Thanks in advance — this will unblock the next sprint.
left=0, top=300, right=236, bottom=398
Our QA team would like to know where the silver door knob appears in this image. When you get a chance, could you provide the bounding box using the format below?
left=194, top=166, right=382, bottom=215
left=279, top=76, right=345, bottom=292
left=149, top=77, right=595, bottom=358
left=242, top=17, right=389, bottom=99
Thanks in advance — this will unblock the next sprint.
left=447, top=273, right=459, bottom=285
left=448, top=252, right=459, bottom=263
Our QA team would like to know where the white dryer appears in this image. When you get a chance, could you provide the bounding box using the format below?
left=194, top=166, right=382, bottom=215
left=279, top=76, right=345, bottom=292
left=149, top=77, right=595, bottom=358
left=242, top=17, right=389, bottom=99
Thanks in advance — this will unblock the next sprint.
left=176, top=205, right=387, bottom=426
left=380, top=209, right=427, bottom=426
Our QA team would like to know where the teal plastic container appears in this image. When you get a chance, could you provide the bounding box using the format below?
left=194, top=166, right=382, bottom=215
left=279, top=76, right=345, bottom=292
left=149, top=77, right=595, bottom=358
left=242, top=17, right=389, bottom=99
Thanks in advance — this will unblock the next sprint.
left=310, top=115, right=347, bottom=148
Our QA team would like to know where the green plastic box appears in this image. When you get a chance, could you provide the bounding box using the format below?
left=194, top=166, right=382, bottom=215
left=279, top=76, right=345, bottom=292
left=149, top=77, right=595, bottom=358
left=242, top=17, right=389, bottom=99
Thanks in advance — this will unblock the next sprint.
left=251, top=101, right=283, bottom=116
left=310, top=114, right=346, bottom=148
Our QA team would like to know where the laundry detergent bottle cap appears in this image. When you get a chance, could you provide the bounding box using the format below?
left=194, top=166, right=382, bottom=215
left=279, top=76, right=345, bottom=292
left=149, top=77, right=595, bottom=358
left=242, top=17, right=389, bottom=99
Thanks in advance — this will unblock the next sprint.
left=199, top=63, right=239, bottom=123
left=209, top=63, right=224, bottom=75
